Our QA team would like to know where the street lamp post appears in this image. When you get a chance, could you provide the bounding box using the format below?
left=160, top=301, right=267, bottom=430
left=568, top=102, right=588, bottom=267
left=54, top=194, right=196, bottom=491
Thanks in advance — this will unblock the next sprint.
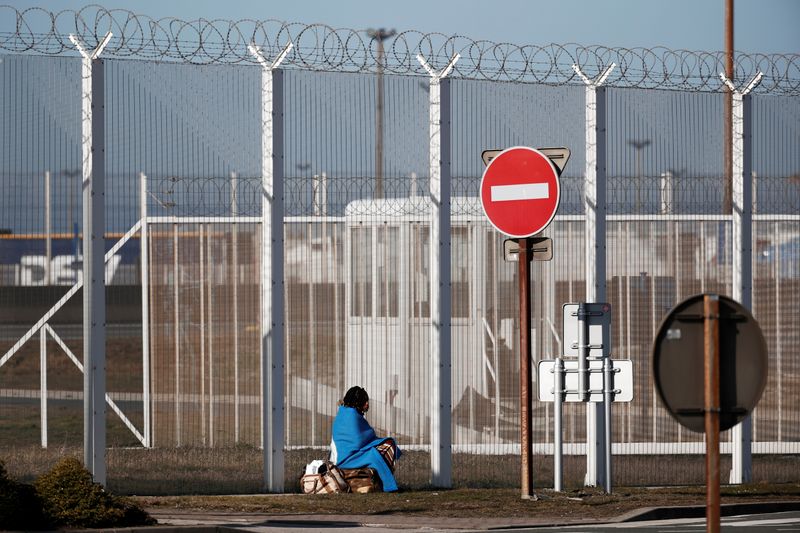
left=367, top=28, right=396, bottom=200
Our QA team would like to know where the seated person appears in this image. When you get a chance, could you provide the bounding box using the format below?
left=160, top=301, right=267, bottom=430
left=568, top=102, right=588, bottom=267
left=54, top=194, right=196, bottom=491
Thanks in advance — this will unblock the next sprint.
left=330, top=386, right=401, bottom=492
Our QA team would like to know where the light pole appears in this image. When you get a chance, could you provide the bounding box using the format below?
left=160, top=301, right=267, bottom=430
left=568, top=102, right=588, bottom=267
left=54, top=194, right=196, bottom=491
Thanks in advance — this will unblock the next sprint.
left=628, top=139, right=651, bottom=213
left=367, top=28, right=395, bottom=200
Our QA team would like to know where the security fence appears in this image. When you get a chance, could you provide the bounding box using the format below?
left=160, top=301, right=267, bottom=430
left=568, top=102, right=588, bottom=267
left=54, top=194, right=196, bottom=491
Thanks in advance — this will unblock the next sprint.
left=0, top=6, right=799, bottom=495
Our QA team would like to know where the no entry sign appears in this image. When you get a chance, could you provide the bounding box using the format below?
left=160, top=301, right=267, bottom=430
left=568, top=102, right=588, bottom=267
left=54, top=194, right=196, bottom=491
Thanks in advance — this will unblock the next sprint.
left=480, top=146, right=561, bottom=238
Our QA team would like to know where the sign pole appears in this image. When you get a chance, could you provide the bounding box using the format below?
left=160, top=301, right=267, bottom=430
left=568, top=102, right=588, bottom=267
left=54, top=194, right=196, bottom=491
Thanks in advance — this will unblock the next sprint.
left=553, top=357, right=564, bottom=491
left=704, top=294, right=721, bottom=533
left=518, top=237, right=534, bottom=499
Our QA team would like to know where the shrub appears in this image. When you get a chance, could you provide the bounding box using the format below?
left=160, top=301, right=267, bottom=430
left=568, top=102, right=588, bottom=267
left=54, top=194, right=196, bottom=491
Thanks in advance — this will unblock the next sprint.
left=33, top=457, right=155, bottom=528
left=0, top=460, right=48, bottom=530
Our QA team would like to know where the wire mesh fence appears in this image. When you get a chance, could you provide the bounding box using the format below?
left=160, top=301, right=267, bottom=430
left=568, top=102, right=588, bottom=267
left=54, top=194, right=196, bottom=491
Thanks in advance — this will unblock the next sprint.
left=1, top=12, right=799, bottom=494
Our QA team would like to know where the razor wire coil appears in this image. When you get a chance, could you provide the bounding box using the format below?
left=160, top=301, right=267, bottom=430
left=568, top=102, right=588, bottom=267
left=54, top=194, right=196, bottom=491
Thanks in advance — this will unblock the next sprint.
left=1, top=5, right=799, bottom=94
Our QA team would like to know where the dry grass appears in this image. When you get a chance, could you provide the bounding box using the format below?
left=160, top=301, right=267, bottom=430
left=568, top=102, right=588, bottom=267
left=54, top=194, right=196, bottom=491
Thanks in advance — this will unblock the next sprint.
left=3, top=445, right=799, bottom=499
left=134, top=484, right=800, bottom=520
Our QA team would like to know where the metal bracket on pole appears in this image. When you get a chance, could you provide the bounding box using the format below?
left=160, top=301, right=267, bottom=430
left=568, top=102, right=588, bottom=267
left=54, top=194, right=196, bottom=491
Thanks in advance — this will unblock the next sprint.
left=720, top=71, right=762, bottom=486
left=572, top=63, right=616, bottom=89
left=417, top=51, right=459, bottom=490
left=248, top=41, right=294, bottom=71
left=577, top=304, right=590, bottom=402
left=416, top=53, right=461, bottom=84
left=719, top=72, right=763, bottom=96
left=250, top=40, right=292, bottom=493
left=69, top=32, right=112, bottom=60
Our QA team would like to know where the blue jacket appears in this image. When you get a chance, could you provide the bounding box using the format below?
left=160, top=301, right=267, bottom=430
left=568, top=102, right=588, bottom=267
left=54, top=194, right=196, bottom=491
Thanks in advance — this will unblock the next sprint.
left=331, top=405, right=401, bottom=492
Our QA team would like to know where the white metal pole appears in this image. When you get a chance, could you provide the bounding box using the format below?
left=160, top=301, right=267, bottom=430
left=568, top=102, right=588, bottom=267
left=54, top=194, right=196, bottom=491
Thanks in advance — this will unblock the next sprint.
left=774, top=223, right=782, bottom=442
left=200, top=223, right=206, bottom=445
left=173, top=223, right=181, bottom=446
left=308, top=219, right=317, bottom=446
left=208, top=228, right=215, bottom=448
left=71, top=31, right=111, bottom=485
left=232, top=172, right=240, bottom=444
left=574, top=63, right=614, bottom=488
left=40, top=327, right=48, bottom=448
left=723, top=72, right=762, bottom=484
left=417, top=52, right=459, bottom=488
left=140, top=173, right=152, bottom=448
left=45, top=170, right=51, bottom=286
left=554, top=357, right=564, bottom=491
left=250, top=41, right=292, bottom=492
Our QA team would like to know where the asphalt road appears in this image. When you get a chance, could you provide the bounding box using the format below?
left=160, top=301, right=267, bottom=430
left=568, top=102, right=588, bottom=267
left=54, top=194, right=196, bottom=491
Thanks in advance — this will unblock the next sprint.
left=496, top=510, right=800, bottom=533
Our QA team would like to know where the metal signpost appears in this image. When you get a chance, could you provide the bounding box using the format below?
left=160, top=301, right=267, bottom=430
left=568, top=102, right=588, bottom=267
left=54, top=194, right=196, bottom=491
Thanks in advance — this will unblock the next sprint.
left=653, top=293, right=767, bottom=533
left=480, top=146, right=568, bottom=500
left=539, top=302, right=630, bottom=493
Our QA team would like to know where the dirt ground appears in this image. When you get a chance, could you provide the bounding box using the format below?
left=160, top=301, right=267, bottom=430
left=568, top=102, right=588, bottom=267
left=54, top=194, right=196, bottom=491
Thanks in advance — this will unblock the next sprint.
left=134, top=484, right=800, bottom=521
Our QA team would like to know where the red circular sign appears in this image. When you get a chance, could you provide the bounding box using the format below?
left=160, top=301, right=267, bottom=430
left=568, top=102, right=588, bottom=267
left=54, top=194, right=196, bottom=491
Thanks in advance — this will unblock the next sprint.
left=480, top=147, right=561, bottom=238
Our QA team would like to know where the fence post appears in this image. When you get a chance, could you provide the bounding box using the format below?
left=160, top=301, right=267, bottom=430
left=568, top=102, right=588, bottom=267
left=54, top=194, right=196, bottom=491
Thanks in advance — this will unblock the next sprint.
left=231, top=172, right=240, bottom=444
left=418, top=52, right=459, bottom=488
left=40, top=327, right=47, bottom=448
left=574, top=63, right=614, bottom=488
left=70, top=31, right=112, bottom=486
left=140, top=173, right=151, bottom=448
left=45, top=170, right=51, bottom=286
left=250, top=41, right=293, bottom=493
left=722, top=71, right=762, bottom=484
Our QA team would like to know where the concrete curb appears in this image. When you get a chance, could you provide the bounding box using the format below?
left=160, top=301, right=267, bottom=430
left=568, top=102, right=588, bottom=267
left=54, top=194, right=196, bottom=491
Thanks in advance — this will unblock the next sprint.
left=614, top=500, right=800, bottom=523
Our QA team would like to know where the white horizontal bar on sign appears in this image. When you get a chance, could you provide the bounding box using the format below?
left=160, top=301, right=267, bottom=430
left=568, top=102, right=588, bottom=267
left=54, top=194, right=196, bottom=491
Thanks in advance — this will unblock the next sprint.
left=491, top=183, right=549, bottom=202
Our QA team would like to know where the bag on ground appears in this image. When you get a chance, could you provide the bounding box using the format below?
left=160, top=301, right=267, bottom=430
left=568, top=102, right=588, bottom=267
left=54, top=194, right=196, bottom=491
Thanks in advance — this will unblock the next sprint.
left=300, top=460, right=349, bottom=494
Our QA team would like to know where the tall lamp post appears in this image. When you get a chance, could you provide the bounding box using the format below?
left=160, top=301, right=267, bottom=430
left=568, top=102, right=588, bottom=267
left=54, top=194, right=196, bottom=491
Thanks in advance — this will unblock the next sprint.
left=367, top=28, right=396, bottom=200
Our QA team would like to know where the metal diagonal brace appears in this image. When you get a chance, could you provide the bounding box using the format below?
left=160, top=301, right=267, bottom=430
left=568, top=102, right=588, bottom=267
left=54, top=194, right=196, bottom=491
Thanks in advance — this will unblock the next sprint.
left=572, top=63, right=616, bottom=87
left=416, top=53, right=461, bottom=81
left=69, top=32, right=113, bottom=59
left=719, top=72, right=764, bottom=95
left=248, top=41, right=294, bottom=70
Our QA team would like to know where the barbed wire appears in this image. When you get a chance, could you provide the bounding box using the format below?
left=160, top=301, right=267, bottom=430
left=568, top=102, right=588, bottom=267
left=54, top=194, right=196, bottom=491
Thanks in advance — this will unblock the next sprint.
left=1, top=5, right=799, bottom=93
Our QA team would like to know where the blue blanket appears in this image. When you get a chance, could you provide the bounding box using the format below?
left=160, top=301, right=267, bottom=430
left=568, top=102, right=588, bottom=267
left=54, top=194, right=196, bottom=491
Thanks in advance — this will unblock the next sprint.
left=331, top=406, right=401, bottom=492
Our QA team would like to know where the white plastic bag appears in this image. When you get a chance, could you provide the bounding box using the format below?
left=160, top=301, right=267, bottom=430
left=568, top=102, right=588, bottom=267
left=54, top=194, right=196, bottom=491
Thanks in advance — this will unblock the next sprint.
left=304, top=459, right=325, bottom=475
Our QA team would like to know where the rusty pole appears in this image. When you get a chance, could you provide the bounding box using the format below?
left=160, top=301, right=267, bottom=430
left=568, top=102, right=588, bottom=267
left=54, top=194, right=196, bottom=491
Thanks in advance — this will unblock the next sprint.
left=723, top=0, right=734, bottom=213
left=518, top=237, right=534, bottom=499
left=704, top=294, right=721, bottom=533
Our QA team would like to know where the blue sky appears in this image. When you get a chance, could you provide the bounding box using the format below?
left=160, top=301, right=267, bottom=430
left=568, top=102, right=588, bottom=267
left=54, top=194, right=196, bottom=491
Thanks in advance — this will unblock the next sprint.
left=4, top=0, right=799, bottom=54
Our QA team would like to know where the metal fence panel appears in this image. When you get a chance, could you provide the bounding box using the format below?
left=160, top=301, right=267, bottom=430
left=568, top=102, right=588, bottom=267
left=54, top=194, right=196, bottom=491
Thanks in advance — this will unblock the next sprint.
left=0, top=55, right=84, bottom=483
left=282, top=69, right=432, bottom=487
left=450, top=79, right=586, bottom=485
left=1, top=49, right=798, bottom=493
left=751, top=93, right=800, bottom=483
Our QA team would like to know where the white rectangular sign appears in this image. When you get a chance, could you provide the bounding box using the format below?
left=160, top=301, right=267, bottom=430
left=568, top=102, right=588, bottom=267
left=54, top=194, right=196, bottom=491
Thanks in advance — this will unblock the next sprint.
left=562, top=303, right=612, bottom=358
left=491, top=182, right=549, bottom=202
left=537, top=359, right=634, bottom=402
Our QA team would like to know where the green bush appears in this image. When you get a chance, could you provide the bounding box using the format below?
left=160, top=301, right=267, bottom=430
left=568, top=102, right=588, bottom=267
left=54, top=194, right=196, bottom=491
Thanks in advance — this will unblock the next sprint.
left=33, top=457, right=154, bottom=529
left=0, top=460, right=49, bottom=530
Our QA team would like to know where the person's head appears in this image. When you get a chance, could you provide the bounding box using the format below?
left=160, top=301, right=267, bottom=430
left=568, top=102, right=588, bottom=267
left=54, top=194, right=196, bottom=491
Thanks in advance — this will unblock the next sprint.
left=342, top=386, right=369, bottom=414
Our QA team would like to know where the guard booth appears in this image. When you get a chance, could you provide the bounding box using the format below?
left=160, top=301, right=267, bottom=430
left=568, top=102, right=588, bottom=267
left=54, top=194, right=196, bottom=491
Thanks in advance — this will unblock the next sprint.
left=342, top=196, right=519, bottom=443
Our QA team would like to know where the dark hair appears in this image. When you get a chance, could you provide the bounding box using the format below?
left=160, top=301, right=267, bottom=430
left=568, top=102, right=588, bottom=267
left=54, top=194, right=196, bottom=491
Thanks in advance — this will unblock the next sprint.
left=342, top=386, right=369, bottom=413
